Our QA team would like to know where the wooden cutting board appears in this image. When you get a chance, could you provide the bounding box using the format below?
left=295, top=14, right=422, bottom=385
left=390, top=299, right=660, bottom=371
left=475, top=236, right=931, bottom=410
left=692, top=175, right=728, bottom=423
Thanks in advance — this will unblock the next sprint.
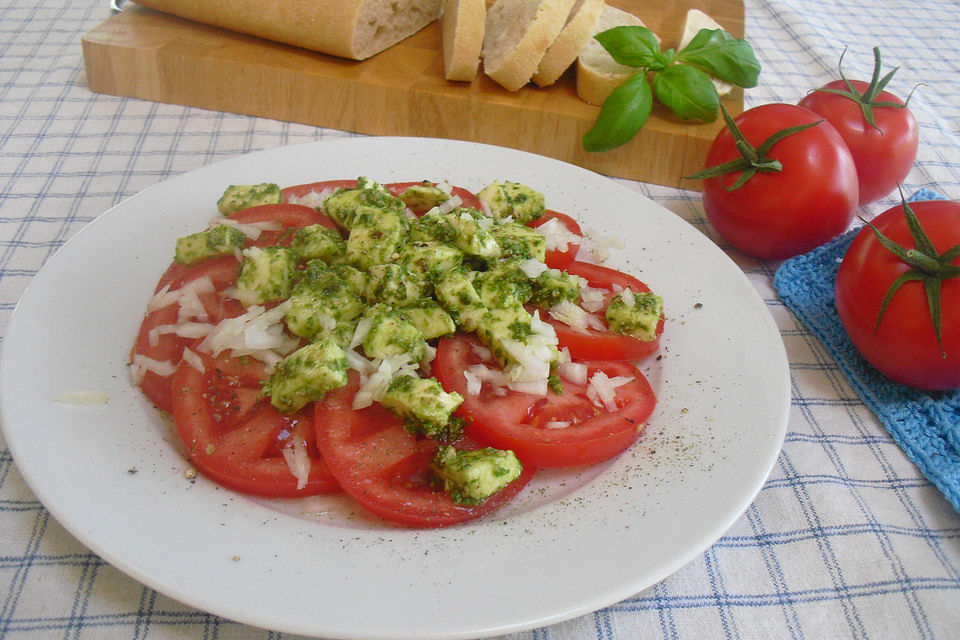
left=81, top=0, right=744, bottom=190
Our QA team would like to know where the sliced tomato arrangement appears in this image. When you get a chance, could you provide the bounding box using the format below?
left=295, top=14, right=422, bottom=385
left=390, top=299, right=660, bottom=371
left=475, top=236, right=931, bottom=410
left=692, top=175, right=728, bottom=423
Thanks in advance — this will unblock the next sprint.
left=542, top=261, right=664, bottom=361
left=433, top=334, right=656, bottom=468
left=132, top=178, right=663, bottom=527
left=314, top=372, right=536, bottom=527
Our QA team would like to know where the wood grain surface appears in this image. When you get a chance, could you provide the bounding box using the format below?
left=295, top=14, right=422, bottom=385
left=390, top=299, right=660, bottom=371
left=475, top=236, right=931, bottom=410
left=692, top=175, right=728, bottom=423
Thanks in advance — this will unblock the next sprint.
left=81, top=0, right=745, bottom=189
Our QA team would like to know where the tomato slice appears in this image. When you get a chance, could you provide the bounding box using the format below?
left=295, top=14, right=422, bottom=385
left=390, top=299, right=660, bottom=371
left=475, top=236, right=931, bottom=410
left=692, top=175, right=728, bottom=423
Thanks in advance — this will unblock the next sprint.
left=314, top=371, right=536, bottom=527
left=134, top=256, right=244, bottom=410
left=229, top=203, right=335, bottom=246
left=171, top=355, right=341, bottom=497
left=281, top=179, right=358, bottom=202
left=543, top=260, right=664, bottom=361
left=529, top=209, right=583, bottom=269
left=433, top=334, right=656, bottom=468
left=155, top=254, right=241, bottom=294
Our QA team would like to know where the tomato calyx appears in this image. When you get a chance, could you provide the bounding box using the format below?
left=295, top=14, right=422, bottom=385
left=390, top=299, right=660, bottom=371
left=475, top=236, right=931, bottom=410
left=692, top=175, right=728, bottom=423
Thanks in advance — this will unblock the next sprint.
left=687, top=105, right=823, bottom=190
left=812, top=47, right=916, bottom=132
left=864, top=191, right=960, bottom=351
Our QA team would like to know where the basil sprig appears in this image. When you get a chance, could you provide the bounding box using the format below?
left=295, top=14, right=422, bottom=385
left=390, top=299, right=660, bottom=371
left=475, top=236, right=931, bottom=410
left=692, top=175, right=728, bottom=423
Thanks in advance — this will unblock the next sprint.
left=582, top=27, right=761, bottom=152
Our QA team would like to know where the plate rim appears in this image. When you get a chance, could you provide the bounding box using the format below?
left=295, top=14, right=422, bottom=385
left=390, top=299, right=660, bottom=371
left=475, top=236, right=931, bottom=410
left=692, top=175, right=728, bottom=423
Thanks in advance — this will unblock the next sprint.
left=0, top=136, right=790, bottom=639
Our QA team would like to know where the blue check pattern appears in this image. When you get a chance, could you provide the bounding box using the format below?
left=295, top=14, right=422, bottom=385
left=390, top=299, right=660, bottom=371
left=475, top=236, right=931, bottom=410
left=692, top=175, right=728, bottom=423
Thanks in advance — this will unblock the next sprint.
left=1, top=0, right=959, bottom=638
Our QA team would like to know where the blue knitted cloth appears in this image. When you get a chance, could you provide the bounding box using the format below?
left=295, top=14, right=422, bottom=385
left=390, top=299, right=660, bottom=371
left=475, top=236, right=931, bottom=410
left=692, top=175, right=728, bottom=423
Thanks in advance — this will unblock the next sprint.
left=774, top=190, right=960, bottom=513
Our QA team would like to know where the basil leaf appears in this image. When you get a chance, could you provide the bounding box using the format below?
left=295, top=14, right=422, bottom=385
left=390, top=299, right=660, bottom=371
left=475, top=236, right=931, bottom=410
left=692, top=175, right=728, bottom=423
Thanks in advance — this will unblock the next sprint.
left=653, top=65, right=719, bottom=122
left=676, top=28, right=761, bottom=88
left=582, top=74, right=653, bottom=152
left=594, top=26, right=661, bottom=68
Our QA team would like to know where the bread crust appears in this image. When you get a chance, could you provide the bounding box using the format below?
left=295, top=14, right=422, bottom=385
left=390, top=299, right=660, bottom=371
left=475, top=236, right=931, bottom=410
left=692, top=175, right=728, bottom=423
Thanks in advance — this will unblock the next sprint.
left=131, top=0, right=441, bottom=60
left=442, top=0, right=486, bottom=81
left=531, top=0, right=604, bottom=87
left=482, top=0, right=578, bottom=92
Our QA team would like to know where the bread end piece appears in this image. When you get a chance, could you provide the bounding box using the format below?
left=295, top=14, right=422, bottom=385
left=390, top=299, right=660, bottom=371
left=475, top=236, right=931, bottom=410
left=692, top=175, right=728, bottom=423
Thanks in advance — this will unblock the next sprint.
left=677, top=8, right=733, bottom=97
left=482, top=0, right=579, bottom=92
left=531, top=0, right=605, bottom=87
left=575, top=4, right=654, bottom=105
left=442, top=0, right=486, bottom=81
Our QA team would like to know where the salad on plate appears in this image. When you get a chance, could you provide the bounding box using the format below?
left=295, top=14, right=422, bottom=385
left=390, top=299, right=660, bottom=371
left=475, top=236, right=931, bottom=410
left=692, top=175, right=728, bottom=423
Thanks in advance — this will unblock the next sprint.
left=130, top=176, right=664, bottom=527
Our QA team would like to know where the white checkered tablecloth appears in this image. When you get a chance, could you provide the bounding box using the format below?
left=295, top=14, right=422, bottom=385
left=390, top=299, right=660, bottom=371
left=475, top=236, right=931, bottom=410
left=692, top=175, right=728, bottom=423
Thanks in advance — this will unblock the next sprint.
left=1, top=0, right=959, bottom=638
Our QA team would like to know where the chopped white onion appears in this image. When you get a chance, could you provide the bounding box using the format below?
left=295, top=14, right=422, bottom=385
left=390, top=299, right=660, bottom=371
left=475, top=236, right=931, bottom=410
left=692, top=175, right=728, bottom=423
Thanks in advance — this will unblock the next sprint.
left=281, top=437, right=311, bottom=490
left=352, top=354, right=418, bottom=409
left=150, top=322, right=215, bottom=347
left=518, top=258, right=549, bottom=279
left=287, top=187, right=335, bottom=210
left=478, top=198, right=492, bottom=217
left=349, top=317, right=373, bottom=350
left=470, top=343, right=493, bottom=361
left=147, top=284, right=178, bottom=313
left=549, top=300, right=605, bottom=332
left=620, top=287, right=635, bottom=306
left=543, top=421, right=571, bottom=430
left=181, top=347, right=205, bottom=373
left=439, top=194, right=462, bottom=215
left=580, top=286, right=606, bottom=313
left=558, top=359, right=588, bottom=385
left=197, top=300, right=297, bottom=367
left=346, top=348, right=377, bottom=375
left=534, top=216, right=582, bottom=252
left=464, top=368, right=482, bottom=396
left=146, top=275, right=215, bottom=321
left=586, top=372, right=632, bottom=412
left=130, top=354, right=177, bottom=385
left=211, top=217, right=284, bottom=241
left=583, top=227, right=625, bottom=264
left=54, top=390, right=109, bottom=405
left=424, top=194, right=464, bottom=218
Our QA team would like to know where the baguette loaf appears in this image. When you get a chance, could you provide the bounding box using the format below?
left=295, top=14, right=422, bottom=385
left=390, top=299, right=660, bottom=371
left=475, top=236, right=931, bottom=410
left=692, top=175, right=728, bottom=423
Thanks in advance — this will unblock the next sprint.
left=575, top=4, right=653, bottom=105
left=531, top=0, right=605, bottom=87
left=442, top=0, right=486, bottom=81
left=130, top=0, right=442, bottom=61
left=482, top=0, right=578, bottom=92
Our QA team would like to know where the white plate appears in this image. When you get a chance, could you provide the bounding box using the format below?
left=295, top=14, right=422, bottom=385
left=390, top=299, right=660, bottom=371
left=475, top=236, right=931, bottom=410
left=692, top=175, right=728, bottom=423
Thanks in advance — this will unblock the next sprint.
left=0, top=137, right=789, bottom=640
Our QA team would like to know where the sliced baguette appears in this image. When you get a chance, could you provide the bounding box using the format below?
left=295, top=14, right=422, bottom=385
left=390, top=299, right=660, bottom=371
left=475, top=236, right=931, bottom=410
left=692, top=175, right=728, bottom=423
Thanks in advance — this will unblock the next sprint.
left=442, top=0, right=486, bottom=81
left=482, top=0, right=578, bottom=92
left=130, top=0, right=442, bottom=61
left=575, top=4, right=654, bottom=105
left=531, top=0, right=605, bottom=87
left=677, top=8, right=733, bottom=97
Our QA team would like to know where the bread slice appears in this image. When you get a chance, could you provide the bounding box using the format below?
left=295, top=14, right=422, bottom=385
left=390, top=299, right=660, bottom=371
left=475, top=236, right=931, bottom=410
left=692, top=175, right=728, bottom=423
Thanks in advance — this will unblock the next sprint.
left=677, top=8, right=733, bottom=97
left=575, top=4, right=654, bottom=105
left=482, top=0, right=578, bottom=92
left=531, top=0, right=605, bottom=87
left=130, top=0, right=442, bottom=61
left=442, top=0, right=486, bottom=81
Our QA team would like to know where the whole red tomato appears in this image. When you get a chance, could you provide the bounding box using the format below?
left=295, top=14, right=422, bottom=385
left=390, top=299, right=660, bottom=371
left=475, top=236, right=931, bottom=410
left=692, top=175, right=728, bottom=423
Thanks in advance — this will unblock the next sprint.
left=798, top=48, right=918, bottom=206
left=835, top=199, right=960, bottom=390
left=696, top=104, right=859, bottom=260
